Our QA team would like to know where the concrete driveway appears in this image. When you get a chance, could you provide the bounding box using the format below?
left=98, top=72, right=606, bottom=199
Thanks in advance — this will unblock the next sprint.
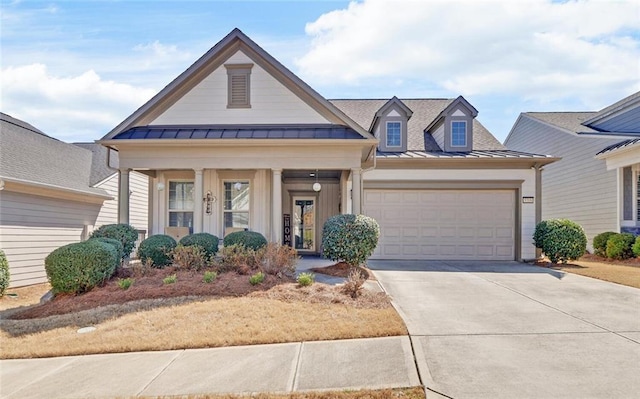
left=368, top=260, right=640, bottom=399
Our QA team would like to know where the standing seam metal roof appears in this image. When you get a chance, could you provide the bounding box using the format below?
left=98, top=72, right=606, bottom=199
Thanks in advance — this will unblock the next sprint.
left=112, top=124, right=364, bottom=140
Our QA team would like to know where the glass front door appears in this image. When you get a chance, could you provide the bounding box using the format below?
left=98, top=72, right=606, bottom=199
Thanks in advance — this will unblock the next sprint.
left=293, top=196, right=316, bottom=252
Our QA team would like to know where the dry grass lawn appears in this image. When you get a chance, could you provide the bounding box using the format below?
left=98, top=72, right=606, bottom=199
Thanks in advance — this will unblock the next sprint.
left=1, top=284, right=406, bottom=359
left=546, top=260, right=640, bottom=289
left=135, top=387, right=425, bottom=399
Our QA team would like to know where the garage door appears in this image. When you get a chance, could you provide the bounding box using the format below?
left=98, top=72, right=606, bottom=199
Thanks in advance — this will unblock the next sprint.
left=364, top=189, right=515, bottom=260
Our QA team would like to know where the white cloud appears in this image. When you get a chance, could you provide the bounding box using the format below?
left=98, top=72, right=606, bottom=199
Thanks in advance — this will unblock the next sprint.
left=296, top=0, right=640, bottom=105
left=0, top=64, right=156, bottom=142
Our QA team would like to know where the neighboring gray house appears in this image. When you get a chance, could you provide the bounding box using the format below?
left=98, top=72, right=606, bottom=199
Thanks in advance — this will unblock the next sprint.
left=0, top=113, right=148, bottom=287
left=504, top=92, right=640, bottom=250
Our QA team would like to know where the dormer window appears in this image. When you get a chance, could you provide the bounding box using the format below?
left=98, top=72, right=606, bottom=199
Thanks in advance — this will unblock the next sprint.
left=451, top=121, right=467, bottom=147
left=386, top=122, right=401, bottom=147
left=225, top=64, right=253, bottom=108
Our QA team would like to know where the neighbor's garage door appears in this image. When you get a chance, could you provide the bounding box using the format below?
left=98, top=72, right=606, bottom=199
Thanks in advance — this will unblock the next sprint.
left=364, top=190, right=515, bottom=260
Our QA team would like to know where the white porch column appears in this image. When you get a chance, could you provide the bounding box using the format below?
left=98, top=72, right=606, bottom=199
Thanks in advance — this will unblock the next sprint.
left=118, top=168, right=130, bottom=224
left=352, top=167, right=362, bottom=214
left=193, top=168, right=204, bottom=233
left=272, top=168, right=283, bottom=243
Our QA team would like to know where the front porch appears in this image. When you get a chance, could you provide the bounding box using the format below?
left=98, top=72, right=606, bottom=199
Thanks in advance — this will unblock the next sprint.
left=116, top=167, right=364, bottom=254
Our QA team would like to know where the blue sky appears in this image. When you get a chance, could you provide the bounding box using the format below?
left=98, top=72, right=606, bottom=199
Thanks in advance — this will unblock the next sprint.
left=2, top=0, right=639, bottom=144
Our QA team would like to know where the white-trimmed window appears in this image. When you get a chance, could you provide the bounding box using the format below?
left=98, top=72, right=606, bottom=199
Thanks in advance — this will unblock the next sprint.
left=224, top=181, right=250, bottom=236
left=451, top=121, right=467, bottom=147
left=168, top=181, right=194, bottom=233
left=226, top=64, right=253, bottom=108
left=386, top=121, right=401, bottom=147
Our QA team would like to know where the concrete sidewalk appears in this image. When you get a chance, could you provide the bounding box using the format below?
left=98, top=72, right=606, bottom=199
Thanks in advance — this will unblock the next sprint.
left=0, top=336, right=421, bottom=399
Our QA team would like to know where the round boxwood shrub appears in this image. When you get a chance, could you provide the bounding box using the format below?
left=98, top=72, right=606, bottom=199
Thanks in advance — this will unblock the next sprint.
left=179, top=233, right=219, bottom=257
left=633, top=236, right=640, bottom=258
left=224, top=231, right=267, bottom=251
left=90, top=224, right=138, bottom=259
left=90, top=237, right=124, bottom=262
left=593, top=231, right=617, bottom=257
left=605, top=233, right=636, bottom=260
left=137, top=234, right=177, bottom=267
left=322, top=214, right=380, bottom=267
left=45, top=240, right=118, bottom=294
left=0, top=250, right=10, bottom=297
left=534, top=219, right=586, bottom=264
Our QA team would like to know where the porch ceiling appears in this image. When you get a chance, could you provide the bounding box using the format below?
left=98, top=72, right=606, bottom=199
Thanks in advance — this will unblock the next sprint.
left=282, top=170, right=342, bottom=179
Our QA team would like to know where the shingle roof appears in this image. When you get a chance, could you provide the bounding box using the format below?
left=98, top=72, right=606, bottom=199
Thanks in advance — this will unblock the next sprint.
left=73, top=143, right=119, bottom=186
left=329, top=99, right=505, bottom=151
left=524, top=112, right=600, bottom=133
left=585, top=91, right=640, bottom=126
left=112, top=124, right=364, bottom=140
left=0, top=113, right=109, bottom=197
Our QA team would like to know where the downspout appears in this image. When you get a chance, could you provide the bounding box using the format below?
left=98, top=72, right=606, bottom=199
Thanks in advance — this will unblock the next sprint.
left=534, top=163, right=543, bottom=259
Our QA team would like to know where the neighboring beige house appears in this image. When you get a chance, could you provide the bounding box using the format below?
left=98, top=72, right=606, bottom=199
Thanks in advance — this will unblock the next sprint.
left=99, top=29, right=556, bottom=262
left=505, top=92, right=640, bottom=250
left=0, top=113, right=148, bottom=287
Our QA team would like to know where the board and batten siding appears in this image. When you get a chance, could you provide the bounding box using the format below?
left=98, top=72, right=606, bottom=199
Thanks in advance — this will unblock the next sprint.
left=151, top=50, right=330, bottom=126
left=505, top=116, right=620, bottom=250
left=94, top=171, right=149, bottom=232
left=0, top=191, right=102, bottom=287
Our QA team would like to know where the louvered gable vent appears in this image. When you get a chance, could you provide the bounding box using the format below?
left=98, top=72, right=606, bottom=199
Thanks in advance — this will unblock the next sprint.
left=226, top=63, right=252, bottom=108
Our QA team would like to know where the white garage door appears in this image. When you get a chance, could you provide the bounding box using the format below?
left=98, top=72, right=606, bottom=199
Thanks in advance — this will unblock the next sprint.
left=364, top=189, right=516, bottom=260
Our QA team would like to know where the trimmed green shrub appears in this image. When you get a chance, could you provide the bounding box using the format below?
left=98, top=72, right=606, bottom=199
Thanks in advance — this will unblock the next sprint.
left=249, top=271, right=265, bottom=285
left=45, top=240, right=118, bottom=294
left=593, top=231, right=617, bottom=257
left=533, top=219, right=587, bottom=264
left=163, top=274, right=177, bottom=284
left=605, top=233, right=636, bottom=260
left=90, top=224, right=138, bottom=259
left=90, top=237, right=124, bottom=262
left=633, top=236, right=640, bottom=258
left=117, top=278, right=133, bottom=290
left=224, top=231, right=267, bottom=251
left=533, top=220, right=550, bottom=250
left=137, top=235, right=177, bottom=267
left=322, top=214, right=380, bottom=267
left=0, top=250, right=10, bottom=297
left=296, top=272, right=315, bottom=287
left=179, top=233, right=219, bottom=257
left=203, top=270, right=217, bottom=283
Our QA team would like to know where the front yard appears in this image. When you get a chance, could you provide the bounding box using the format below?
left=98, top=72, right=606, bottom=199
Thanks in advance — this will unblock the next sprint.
left=536, top=254, right=640, bottom=288
left=0, top=265, right=406, bottom=360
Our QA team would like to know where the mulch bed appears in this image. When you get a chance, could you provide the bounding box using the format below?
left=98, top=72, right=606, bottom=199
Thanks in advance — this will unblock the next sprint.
left=310, top=262, right=373, bottom=280
left=578, top=253, right=640, bottom=267
left=10, top=267, right=294, bottom=320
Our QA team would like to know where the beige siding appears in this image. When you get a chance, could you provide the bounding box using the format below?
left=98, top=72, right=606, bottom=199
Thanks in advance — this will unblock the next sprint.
left=94, top=171, right=149, bottom=232
left=505, top=116, right=620, bottom=249
left=0, top=191, right=102, bottom=287
left=151, top=50, right=330, bottom=125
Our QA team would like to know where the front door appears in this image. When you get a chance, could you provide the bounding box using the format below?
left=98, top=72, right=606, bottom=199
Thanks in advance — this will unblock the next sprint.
left=293, top=196, right=316, bottom=252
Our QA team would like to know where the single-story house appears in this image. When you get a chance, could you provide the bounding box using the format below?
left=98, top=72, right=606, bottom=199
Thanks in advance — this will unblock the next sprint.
left=98, top=28, right=557, bottom=262
left=504, top=91, right=640, bottom=250
left=0, top=113, right=148, bottom=287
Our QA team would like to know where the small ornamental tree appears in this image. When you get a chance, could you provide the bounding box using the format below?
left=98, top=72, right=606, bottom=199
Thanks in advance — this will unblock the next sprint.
left=321, top=214, right=380, bottom=267
left=533, top=219, right=587, bottom=264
